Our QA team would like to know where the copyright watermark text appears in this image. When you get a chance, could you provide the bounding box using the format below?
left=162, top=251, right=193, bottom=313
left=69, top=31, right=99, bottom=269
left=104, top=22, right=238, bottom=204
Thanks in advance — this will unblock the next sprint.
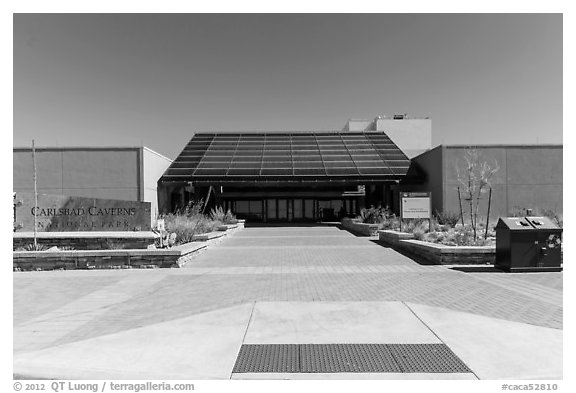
left=13, top=381, right=194, bottom=392
left=502, top=384, right=558, bottom=391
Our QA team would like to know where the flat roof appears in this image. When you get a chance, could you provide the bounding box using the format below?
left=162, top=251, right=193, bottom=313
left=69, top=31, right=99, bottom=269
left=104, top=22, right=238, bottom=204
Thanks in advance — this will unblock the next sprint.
left=161, top=131, right=411, bottom=183
left=442, top=144, right=562, bottom=148
left=13, top=146, right=172, bottom=161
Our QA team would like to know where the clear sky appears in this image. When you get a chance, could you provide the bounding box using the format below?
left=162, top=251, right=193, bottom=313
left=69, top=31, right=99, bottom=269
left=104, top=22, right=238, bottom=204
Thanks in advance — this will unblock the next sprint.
left=13, top=13, right=562, bottom=158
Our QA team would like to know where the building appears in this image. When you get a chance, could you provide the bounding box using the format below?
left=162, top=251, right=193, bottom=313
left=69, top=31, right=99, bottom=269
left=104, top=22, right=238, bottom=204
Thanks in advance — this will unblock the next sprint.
left=13, top=146, right=172, bottom=220
left=157, top=115, right=562, bottom=222
left=157, top=115, right=431, bottom=220
left=13, top=115, right=562, bottom=224
left=343, top=114, right=432, bottom=159
left=157, top=129, right=424, bottom=222
left=409, top=144, right=563, bottom=220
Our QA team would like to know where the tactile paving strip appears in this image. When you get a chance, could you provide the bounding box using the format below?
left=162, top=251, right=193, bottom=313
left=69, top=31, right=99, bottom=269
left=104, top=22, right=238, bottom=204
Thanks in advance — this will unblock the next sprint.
left=233, top=344, right=471, bottom=373
left=388, top=344, right=472, bottom=373
left=300, top=344, right=401, bottom=373
left=232, top=344, right=299, bottom=373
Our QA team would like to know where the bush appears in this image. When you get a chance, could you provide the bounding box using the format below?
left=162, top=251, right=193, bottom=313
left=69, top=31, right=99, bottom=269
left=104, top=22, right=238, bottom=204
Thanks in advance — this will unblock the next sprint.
left=358, top=207, right=383, bottom=224
left=210, top=206, right=238, bottom=225
left=210, top=206, right=226, bottom=222
left=224, top=209, right=238, bottom=225
left=162, top=201, right=232, bottom=245
left=434, top=210, right=461, bottom=227
left=381, top=217, right=400, bottom=230
left=413, top=226, right=426, bottom=241
left=105, top=239, right=125, bottom=250
left=164, top=214, right=220, bottom=245
left=16, top=243, right=47, bottom=251
left=402, top=219, right=429, bottom=233
left=421, top=224, right=494, bottom=247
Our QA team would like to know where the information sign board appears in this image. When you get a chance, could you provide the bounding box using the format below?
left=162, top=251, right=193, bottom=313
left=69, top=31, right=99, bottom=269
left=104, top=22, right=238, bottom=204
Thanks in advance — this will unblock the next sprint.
left=401, top=192, right=432, bottom=219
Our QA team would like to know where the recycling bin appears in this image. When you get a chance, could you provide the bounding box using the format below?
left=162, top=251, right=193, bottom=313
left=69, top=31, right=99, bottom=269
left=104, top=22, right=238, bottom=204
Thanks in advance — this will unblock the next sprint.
left=525, top=216, right=563, bottom=271
left=495, top=216, right=562, bottom=272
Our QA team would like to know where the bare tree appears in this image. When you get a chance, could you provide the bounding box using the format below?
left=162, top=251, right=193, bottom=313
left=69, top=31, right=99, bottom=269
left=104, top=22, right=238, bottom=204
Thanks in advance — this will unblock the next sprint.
left=456, top=148, right=499, bottom=240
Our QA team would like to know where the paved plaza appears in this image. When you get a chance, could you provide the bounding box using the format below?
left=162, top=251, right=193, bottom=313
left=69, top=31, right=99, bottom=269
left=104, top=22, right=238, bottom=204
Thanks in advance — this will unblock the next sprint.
left=13, top=225, right=563, bottom=379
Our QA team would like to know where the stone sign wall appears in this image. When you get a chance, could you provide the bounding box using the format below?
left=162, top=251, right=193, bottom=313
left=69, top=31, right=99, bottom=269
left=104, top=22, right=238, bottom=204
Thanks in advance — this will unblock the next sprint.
left=14, top=192, right=151, bottom=232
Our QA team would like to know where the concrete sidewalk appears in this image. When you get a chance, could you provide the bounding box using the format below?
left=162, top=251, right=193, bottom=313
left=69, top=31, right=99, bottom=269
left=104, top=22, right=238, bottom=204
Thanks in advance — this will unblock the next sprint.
left=13, top=301, right=562, bottom=380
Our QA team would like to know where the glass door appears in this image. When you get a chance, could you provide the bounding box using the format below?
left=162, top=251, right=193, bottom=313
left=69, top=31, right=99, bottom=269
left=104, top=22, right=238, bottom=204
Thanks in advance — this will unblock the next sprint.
left=267, top=199, right=277, bottom=221
left=278, top=199, right=287, bottom=220
left=293, top=199, right=303, bottom=220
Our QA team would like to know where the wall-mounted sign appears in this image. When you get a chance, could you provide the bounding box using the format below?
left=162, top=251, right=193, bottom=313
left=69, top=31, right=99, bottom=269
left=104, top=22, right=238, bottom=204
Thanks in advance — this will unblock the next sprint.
left=14, top=192, right=151, bottom=232
left=401, top=192, right=431, bottom=219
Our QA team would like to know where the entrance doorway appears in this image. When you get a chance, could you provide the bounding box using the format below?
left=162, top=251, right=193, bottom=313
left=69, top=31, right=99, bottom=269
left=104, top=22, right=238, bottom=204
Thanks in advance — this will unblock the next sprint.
left=226, top=197, right=360, bottom=223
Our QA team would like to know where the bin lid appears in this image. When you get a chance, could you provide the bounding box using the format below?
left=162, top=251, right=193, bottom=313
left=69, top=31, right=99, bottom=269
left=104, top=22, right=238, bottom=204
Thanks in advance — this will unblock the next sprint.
left=525, top=216, right=560, bottom=230
left=496, top=217, right=535, bottom=231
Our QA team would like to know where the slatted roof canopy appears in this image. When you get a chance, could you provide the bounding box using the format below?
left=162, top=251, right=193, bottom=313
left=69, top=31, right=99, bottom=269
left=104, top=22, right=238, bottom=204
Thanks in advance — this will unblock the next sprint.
left=161, top=132, right=411, bottom=183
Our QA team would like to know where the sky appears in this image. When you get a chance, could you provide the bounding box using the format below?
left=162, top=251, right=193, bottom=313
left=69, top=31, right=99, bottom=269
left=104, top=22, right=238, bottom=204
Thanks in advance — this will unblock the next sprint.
left=13, top=13, right=563, bottom=159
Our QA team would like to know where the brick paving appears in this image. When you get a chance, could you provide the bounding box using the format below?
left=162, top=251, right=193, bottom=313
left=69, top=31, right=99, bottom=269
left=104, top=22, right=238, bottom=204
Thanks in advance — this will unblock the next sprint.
left=13, top=225, right=563, bottom=354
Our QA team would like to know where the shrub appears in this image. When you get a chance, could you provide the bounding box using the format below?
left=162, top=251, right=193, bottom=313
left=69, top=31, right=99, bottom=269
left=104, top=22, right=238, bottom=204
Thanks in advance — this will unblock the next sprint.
left=434, top=210, right=461, bottom=227
left=402, top=219, right=429, bottom=234
left=105, top=239, right=125, bottom=250
left=210, top=206, right=237, bottom=225
left=224, top=209, right=238, bottom=224
left=413, top=226, right=426, bottom=241
left=16, top=243, right=47, bottom=251
left=381, top=217, right=400, bottom=230
left=416, top=224, right=495, bottom=247
left=162, top=208, right=224, bottom=245
left=425, top=231, right=438, bottom=242
left=357, top=206, right=396, bottom=226
left=210, top=206, right=226, bottom=222
left=176, top=199, right=204, bottom=218
left=358, top=207, right=384, bottom=224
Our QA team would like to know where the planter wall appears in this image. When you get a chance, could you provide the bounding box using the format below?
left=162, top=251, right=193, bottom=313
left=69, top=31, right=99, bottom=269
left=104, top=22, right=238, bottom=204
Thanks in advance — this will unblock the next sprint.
left=13, top=248, right=187, bottom=270
left=341, top=218, right=380, bottom=236
left=192, top=231, right=227, bottom=241
left=378, top=230, right=415, bottom=246
left=378, top=230, right=495, bottom=265
left=13, top=223, right=244, bottom=271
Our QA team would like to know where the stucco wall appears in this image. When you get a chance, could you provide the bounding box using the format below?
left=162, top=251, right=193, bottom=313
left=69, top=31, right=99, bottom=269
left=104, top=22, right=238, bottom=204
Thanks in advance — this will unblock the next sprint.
left=375, top=118, right=432, bottom=159
left=343, top=119, right=374, bottom=132
left=443, top=146, right=562, bottom=220
left=410, top=146, right=444, bottom=214
left=14, top=148, right=141, bottom=201
left=143, top=147, right=173, bottom=221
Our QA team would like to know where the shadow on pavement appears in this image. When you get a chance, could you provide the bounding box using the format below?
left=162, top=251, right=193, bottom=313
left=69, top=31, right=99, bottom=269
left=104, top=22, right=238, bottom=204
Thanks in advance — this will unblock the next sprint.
left=243, top=222, right=341, bottom=228
left=369, top=240, right=438, bottom=266
left=449, top=266, right=507, bottom=273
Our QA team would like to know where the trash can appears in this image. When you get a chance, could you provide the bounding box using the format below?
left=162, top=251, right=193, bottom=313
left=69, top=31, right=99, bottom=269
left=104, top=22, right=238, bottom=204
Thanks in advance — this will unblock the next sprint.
left=495, top=216, right=562, bottom=272
left=525, top=216, right=563, bottom=271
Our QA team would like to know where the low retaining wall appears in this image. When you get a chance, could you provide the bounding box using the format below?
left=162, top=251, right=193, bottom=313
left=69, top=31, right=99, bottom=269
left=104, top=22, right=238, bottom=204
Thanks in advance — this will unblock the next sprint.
left=217, top=223, right=240, bottom=231
left=378, top=230, right=415, bottom=246
left=192, top=231, right=227, bottom=241
left=378, top=230, right=495, bottom=265
left=14, top=248, right=188, bottom=270
left=13, top=232, right=156, bottom=251
left=13, top=224, right=244, bottom=271
left=341, top=218, right=380, bottom=236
